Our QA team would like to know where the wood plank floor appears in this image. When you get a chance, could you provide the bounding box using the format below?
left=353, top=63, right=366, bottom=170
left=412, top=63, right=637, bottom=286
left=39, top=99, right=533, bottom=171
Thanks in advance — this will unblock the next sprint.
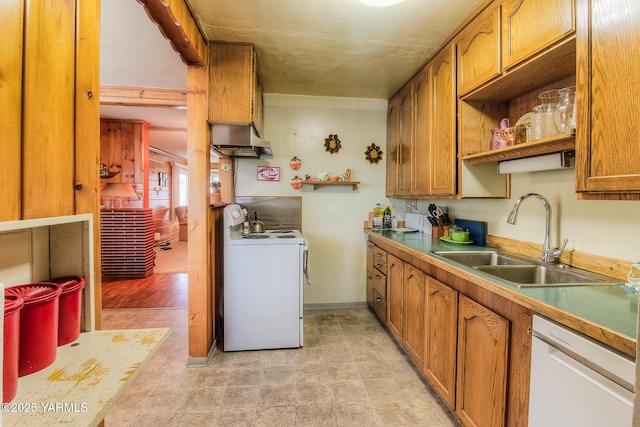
left=101, top=273, right=188, bottom=309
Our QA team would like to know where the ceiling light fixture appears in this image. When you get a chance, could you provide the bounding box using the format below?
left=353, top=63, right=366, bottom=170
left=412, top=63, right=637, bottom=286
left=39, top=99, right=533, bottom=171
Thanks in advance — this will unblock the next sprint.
left=359, top=0, right=404, bottom=7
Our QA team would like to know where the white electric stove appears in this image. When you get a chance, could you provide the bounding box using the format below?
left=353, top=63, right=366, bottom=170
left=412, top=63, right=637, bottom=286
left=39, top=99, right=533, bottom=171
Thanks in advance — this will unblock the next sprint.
left=222, top=204, right=305, bottom=351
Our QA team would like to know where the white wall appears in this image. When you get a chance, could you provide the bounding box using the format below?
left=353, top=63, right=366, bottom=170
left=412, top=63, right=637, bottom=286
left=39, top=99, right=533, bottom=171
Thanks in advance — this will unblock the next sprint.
left=235, top=94, right=388, bottom=305
left=416, top=168, right=640, bottom=265
left=235, top=93, right=640, bottom=306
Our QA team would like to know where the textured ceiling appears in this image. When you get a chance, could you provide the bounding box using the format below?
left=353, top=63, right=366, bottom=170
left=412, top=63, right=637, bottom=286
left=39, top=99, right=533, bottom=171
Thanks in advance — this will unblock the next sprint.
left=190, top=0, right=485, bottom=99
left=100, top=0, right=486, bottom=158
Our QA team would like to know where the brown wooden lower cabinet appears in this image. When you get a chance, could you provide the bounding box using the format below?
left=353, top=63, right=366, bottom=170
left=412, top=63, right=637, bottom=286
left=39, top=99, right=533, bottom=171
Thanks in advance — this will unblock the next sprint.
left=403, top=263, right=425, bottom=366
left=366, top=242, right=387, bottom=322
left=386, top=253, right=404, bottom=341
left=371, top=288, right=387, bottom=323
left=365, top=238, right=529, bottom=427
left=367, top=237, right=532, bottom=427
left=424, top=277, right=458, bottom=410
left=456, top=295, right=509, bottom=427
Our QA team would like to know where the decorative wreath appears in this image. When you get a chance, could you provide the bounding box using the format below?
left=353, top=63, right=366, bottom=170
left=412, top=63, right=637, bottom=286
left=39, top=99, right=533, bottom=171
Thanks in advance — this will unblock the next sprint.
left=365, top=143, right=383, bottom=164
left=324, top=134, right=342, bottom=154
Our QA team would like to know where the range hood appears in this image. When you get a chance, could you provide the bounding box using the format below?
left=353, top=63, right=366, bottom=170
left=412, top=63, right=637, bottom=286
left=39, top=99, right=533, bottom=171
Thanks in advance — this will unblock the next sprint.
left=209, top=122, right=273, bottom=159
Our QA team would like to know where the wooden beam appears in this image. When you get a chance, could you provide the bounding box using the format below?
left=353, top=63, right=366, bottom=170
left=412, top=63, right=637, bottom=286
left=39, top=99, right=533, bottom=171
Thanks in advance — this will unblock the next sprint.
left=137, top=0, right=208, bottom=66
left=186, top=63, right=213, bottom=358
left=100, top=85, right=187, bottom=108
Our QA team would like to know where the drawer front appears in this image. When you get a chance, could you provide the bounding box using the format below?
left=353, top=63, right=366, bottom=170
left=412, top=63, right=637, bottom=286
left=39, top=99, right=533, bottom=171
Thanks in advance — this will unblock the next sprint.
left=372, top=289, right=387, bottom=323
left=370, top=269, right=386, bottom=299
left=373, top=247, right=387, bottom=274
left=366, top=283, right=374, bottom=308
left=373, top=247, right=388, bottom=270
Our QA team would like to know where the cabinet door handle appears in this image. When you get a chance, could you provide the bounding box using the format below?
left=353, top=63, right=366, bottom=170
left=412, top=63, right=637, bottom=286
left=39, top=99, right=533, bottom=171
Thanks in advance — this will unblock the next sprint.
left=376, top=298, right=382, bottom=302
left=375, top=275, right=382, bottom=280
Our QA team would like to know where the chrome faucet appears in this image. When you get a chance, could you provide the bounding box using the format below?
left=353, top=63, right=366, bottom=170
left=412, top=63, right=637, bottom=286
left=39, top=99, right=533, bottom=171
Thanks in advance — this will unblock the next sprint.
left=507, top=193, right=568, bottom=263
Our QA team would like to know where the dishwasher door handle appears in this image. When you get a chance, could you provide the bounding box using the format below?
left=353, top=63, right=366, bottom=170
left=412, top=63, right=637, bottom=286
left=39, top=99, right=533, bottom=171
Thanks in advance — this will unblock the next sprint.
left=536, top=333, right=635, bottom=396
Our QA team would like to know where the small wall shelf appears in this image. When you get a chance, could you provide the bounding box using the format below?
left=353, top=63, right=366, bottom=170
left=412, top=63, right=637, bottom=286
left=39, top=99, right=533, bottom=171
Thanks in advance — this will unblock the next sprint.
left=302, top=181, right=360, bottom=191
left=462, top=134, right=575, bottom=166
left=100, top=171, right=120, bottom=179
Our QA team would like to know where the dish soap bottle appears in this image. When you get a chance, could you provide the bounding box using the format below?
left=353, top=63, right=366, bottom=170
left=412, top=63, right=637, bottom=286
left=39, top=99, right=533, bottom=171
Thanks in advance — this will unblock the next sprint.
left=373, top=203, right=384, bottom=229
left=383, top=206, right=392, bottom=229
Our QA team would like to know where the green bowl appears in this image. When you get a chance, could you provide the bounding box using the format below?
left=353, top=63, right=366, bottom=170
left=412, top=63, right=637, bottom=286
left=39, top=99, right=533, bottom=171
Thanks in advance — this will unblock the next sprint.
left=450, top=231, right=470, bottom=242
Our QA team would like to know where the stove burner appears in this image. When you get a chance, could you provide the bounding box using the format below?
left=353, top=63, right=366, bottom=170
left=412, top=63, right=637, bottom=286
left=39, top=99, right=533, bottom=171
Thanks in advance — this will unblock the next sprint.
left=242, top=234, right=270, bottom=239
left=276, top=234, right=296, bottom=238
left=269, top=230, right=295, bottom=234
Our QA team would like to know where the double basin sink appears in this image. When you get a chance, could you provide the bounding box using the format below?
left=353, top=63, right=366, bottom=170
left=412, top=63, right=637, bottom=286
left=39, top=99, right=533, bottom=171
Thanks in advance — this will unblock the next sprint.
left=433, top=250, right=622, bottom=288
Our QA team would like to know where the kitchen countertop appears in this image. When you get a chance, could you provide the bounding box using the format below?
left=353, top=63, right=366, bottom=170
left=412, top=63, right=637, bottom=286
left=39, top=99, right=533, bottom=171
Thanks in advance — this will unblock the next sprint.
left=366, top=229, right=637, bottom=357
left=4, top=328, right=169, bottom=426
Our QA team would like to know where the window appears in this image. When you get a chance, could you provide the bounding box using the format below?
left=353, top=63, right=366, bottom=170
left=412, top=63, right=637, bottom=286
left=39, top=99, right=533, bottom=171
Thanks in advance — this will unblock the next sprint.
left=179, top=169, right=188, bottom=205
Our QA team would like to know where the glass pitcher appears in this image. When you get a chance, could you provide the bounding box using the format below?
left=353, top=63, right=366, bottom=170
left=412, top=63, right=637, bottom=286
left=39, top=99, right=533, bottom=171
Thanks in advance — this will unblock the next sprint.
left=555, top=86, right=576, bottom=134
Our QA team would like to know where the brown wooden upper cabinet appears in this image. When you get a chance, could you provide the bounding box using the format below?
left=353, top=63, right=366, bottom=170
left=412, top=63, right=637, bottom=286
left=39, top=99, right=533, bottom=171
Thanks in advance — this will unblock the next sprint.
left=386, top=82, right=415, bottom=198
left=456, top=0, right=575, bottom=99
left=386, top=97, right=400, bottom=197
left=412, top=67, right=432, bottom=198
left=387, top=43, right=457, bottom=199
left=575, top=0, right=640, bottom=199
left=502, top=0, right=575, bottom=71
left=428, top=44, right=457, bottom=197
left=414, top=43, right=457, bottom=198
left=208, top=43, right=264, bottom=138
left=456, top=1, right=502, bottom=97
left=397, top=84, right=414, bottom=198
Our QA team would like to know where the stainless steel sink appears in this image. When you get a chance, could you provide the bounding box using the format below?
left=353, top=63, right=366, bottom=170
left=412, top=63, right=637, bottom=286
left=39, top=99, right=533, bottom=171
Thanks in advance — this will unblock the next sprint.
left=434, top=251, right=530, bottom=267
left=474, top=265, right=621, bottom=287
left=434, top=250, right=622, bottom=287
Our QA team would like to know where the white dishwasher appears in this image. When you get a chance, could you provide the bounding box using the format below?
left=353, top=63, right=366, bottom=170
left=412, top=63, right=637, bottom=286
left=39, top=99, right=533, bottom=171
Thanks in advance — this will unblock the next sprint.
left=528, top=315, right=635, bottom=427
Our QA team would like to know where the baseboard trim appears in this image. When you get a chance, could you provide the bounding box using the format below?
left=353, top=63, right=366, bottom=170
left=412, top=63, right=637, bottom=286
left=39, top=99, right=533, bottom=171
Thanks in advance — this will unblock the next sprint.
left=303, top=302, right=367, bottom=310
left=187, top=338, right=218, bottom=367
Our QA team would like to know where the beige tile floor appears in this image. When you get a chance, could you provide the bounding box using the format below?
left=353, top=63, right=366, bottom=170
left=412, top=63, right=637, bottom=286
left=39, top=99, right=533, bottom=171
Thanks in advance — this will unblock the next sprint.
left=102, top=307, right=460, bottom=426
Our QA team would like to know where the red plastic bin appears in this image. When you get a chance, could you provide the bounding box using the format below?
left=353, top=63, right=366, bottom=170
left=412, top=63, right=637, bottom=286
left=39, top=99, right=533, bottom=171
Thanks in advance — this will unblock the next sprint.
left=44, top=276, right=86, bottom=346
left=3, top=293, right=24, bottom=402
left=5, top=283, right=62, bottom=377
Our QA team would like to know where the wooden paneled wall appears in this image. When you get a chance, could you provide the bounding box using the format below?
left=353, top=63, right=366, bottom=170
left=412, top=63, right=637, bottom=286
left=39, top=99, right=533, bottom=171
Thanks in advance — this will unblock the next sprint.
left=0, top=0, right=23, bottom=221
left=100, top=120, right=149, bottom=184
left=0, top=0, right=101, bottom=324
